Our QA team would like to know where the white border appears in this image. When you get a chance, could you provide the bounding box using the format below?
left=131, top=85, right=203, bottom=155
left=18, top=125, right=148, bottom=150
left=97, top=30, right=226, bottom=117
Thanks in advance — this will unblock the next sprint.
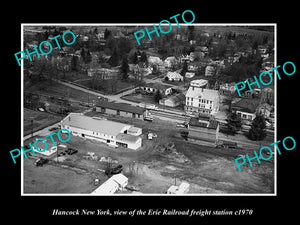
left=21, top=23, right=277, bottom=196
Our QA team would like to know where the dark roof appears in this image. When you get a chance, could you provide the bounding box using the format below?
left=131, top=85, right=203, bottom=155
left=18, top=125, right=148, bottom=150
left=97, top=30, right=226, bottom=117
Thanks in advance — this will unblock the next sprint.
left=189, top=117, right=219, bottom=130
left=144, top=82, right=173, bottom=91
left=208, top=120, right=219, bottom=129
left=232, top=98, right=260, bottom=113
left=96, top=101, right=146, bottom=115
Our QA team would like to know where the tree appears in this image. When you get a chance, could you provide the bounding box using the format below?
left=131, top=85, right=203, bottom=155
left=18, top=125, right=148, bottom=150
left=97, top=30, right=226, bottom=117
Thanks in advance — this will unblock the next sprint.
left=248, top=113, right=266, bottom=141
left=130, top=52, right=138, bottom=64
left=30, top=57, right=56, bottom=83
left=71, top=55, right=79, bottom=71
left=225, top=112, right=242, bottom=135
left=117, top=38, right=133, bottom=57
left=180, top=60, right=188, bottom=77
left=140, top=51, right=148, bottom=64
left=187, top=25, right=195, bottom=41
left=81, top=48, right=86, bottom=61
left=119, top=56, right=129, bottom=80
left=55, top=57, right=70, bottom=79
left=154, top=90, right=163, bottom=103
left=104, top=28, right=111, bottom=39
left=108, top=48, right=119, bottom=67
left=85, top=50, right=92, bottom=64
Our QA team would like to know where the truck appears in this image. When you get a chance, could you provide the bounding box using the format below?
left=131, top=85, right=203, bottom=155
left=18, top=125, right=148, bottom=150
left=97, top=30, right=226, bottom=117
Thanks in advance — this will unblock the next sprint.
left=35, top=158, right=49, bottom=167
left=144, top=116, right=154, bottom=122
left=105, top=164, right=123, bottom=176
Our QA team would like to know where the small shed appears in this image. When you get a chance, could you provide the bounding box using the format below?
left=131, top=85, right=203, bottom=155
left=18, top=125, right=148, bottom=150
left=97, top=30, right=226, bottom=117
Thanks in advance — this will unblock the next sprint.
left=91, top=174, right=128, bottom=195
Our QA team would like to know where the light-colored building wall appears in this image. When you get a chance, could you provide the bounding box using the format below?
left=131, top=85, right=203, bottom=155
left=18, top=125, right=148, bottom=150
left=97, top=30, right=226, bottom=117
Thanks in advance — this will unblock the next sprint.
left=61, top=124, right=118, bottom=144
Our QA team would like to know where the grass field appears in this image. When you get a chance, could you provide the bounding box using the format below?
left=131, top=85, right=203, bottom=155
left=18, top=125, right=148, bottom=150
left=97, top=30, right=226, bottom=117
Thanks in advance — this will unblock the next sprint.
left=26, top=80, right=101, bottom=104
left=23, top=108, right=63, bottom=136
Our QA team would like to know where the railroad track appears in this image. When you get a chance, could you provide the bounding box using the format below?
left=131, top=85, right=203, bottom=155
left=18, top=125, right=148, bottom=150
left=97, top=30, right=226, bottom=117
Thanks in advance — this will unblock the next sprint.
left=150, top=110, right=190, bottom=122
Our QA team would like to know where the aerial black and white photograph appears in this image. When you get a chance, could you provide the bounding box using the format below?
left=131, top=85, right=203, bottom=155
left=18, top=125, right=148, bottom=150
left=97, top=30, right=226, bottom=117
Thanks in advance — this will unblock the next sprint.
left=21, top=24, right=275, bottom=195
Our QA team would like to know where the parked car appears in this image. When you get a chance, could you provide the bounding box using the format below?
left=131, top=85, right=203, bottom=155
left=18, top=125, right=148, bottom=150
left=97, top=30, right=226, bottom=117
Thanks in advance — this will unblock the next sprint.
left=65, top=148, right=78, bottom=155
left=107, top=142, right=118, bottom=148
left=94, top=178, right=100, bottom=186
left=148, top=133, right=153, bottom=140
left=144, top=116, right=154, bottom=122
left=176, top=123, right=185, bottom=128
left=216, top=140, right=238, bottom=149
left=35, top=158, right=48, bottom=167
left=138, top=103, right=146, bottom=108
left=49, top=126, right=59, bottom=132
left=146, top=104, right=158, bottom=110
left=58, top=151, right=66, bottom=156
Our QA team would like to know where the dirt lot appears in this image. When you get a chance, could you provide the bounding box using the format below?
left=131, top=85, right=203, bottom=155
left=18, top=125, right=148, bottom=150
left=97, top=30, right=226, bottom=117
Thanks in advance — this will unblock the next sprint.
left=23, top=113, right=274, bottom=194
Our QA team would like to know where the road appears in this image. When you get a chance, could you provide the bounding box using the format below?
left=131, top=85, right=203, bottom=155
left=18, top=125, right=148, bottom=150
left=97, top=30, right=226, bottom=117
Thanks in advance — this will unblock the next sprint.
left=55, top=79, right=140, bottom=106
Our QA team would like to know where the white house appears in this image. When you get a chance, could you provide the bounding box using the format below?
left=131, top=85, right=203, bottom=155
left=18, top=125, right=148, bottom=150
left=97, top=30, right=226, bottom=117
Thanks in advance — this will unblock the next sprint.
left=164, top=56, right=178, bottom=68
left=148, top=56, right=163, bottom=65
left=219, top=82, right=236, bottom=95
left=140, top=82, right=173, bottom=96
left=87, top=67, right=119, bottom=80
left=231, top=98, right=260, bottom=122
left=205, top=65, right=216, bottom=76
left=185, top=87, right=219, bottom=115
left=159, top=93, right=185, bottom=107
left=165, top=71, right=183, bottom=81
left=185, top=72, right=195, bottom=79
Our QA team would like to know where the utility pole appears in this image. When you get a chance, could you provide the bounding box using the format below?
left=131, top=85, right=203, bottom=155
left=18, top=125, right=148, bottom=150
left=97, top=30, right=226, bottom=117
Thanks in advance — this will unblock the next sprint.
left=31, top=118, right=34, bottom=138
left=56, top=141, right=60, bottom=164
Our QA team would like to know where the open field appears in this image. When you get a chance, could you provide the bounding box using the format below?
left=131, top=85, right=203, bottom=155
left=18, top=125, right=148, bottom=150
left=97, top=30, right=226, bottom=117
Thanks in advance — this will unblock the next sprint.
left=23, top=112, right=274, bottom=194
left=23, top=108, right=63, bottom=136
left=25, top=80, right=102, bottom=104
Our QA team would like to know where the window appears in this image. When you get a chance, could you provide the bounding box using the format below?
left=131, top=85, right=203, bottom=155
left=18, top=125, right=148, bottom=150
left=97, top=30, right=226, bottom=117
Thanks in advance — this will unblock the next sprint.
left=242, top=114, right=247, bottom=119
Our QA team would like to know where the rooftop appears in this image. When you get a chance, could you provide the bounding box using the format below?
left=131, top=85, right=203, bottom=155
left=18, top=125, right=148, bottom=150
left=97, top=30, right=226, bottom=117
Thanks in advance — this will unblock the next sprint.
left=186, top=87, right=218, bottom=101
left=91, top=174, right=128, bottom=195
left=116, top=133, right=141, bottom=144
left=144, top=82, right=173, bottom=91
left=96, top=101, right=146, bottom=115
left=190, top=79, right=208, bottom=87
left=60, top=113, right=130, bottom=136
left=189, top=117, right=219, bottom=130
left=232, top=98, right=260, bottom=113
